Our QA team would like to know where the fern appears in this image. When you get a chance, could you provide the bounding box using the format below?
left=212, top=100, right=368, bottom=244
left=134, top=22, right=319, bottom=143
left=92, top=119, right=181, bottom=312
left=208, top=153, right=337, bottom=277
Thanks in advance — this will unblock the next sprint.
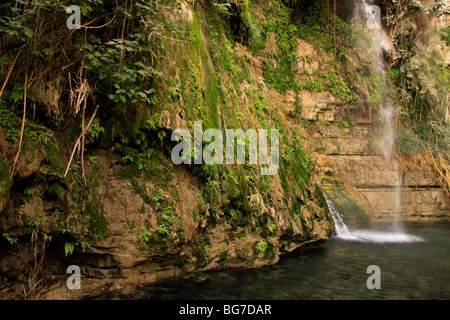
left=64, top=242, right=75, bottom=256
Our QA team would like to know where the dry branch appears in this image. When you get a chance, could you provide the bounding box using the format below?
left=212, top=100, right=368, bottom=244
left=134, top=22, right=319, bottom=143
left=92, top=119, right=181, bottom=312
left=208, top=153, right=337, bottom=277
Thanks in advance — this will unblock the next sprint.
left=0, top=49, right=22, bottom=100
left=63, top=104, right=100, bottom=178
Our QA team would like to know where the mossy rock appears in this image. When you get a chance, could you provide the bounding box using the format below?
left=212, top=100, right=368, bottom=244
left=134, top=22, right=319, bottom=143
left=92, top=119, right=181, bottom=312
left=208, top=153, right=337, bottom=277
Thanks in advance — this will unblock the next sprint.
left=0, top=157, right=11, bottom=212
left=320, top=177, right=370, bottom=229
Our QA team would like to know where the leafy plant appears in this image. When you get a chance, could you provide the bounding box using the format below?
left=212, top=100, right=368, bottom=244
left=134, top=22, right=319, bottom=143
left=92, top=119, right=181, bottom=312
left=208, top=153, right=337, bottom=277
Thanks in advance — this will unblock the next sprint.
left=268, top=224, right=277, bottom=236
left=336, top=120, right=349, bottom=128
left=86, top=121, right=105, bottom=140
left=152, top=187, right=164, bottom=211
left=324, top=72, right=356, bottom=103
left=64, top=242, right=75, bottom=257
left=170, top=89, right=181, bottom=103
left=255, top=240, right=268, bottom=253
left=3, top=232, right=18, bottom=244
left=261, top=3, right=299, bottom=93
left=20, top=274, right=44, bottom=300
left=157, top=223, right=170, bottom=236
left=87, top=156, right=98, bottom=165
left=139, top=228, right=151, bottom=244
left=442, top=27, right=450, bottom=46
left=304, top=79, right=324, bottom=92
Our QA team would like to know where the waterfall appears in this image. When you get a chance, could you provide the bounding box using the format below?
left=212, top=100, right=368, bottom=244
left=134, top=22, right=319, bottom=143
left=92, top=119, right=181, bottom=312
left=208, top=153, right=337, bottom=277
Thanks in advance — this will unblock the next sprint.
left=315, top=1, right=425, bottom=244
left=358, top=0, right=404, bottom=233
left=321, top=187, right=424, bottom=243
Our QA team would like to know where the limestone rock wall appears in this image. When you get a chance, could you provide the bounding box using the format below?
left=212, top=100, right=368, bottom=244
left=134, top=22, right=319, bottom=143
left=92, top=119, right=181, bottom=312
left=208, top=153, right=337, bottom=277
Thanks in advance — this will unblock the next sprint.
left=313, top=123, right=449, bottom=223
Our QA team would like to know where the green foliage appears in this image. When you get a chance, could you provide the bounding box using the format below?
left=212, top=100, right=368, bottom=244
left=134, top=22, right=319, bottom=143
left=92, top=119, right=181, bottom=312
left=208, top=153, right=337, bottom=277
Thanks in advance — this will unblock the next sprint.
left=0, top=0, right=179, bottom=180
left=0, top=104, right=61, bottom=175
left=304, top=79, right=324, bottom=92
left=20, top=274, right=44, bottom=300
left=268, top=223, right=277, bottom=236
left=87, top=156, right=98, bottom=165
left=82, top=201, right=108, bottom=242
left=295, top=0, right=354, bottom=56
left=64, top=242, right=75, bottom=257
left=441, top=27, right=450, bottom=46
left=152, top=187, right=165, bottom=211
left=255, top=240, right=268, bottom=253
left=194, top=235, right=211, bottom=268
left=139, top=208, right=181, bottom=247
left=86, top=120, right=105, bottom=140
left=84, top=37, right=160, bottom=106
left=395, top=127, right=427, bottom=156
left=246, top=17, right=264, bottom=52
left=0, top=0, right=170, bottom=97
left=251, top=90, right=270, bottom=129
left=170, top=89, right=181, bottom=103
left=387, top=26, right=450, bottom=170
left=260, top=0, right=355, bottom=93
left=299, top=118, right=312, bottom=129
left=283, top=143, right=314, bottom=185
left=323, top=72, right=356, bottom=103
left=336, top=120, right=349, bottom=128
left=157, top=223, right=170, bottom=236
left=139, top=228, right=152, bottom=244
left=0, top=0, right=346, bottom=271
left=2, top=232, right=18, bottom=244
left=262, top=4, right=299, bottom=93
left=217, top=251, right=229, bottom=265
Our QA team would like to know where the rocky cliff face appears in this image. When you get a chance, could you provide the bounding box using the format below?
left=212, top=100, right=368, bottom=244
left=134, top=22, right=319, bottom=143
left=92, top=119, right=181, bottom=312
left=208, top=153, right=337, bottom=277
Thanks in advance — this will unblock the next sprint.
left=0, top=1, right=334, bottom=299
left=313, top=122, right=449, bottom=224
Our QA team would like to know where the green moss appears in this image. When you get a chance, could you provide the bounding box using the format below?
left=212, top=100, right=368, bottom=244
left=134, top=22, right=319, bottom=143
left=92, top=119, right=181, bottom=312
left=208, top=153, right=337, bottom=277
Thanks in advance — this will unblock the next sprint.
left=217, top=251, right=229, bottom=265
left=130, top=178, right=151, bottom=205
left=441, top=27, right=450, bottom=46
left=321, top=178, right=370, bottom=229
left=323, top=72, right=356, bottom=103
left=82, top=200, right=108, bottom=242
left=280, top=142, right=314, bottom=197
left=194, top=235, right=211, bottom=269
left=0, top=157, right=11, bottom=188
left=262, top=2, right=299, bottom=93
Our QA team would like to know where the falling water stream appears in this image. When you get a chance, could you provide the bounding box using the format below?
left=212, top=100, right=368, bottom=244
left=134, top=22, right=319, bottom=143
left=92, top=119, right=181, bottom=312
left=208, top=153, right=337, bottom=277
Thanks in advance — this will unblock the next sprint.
left=359, top=0, right=406, bottom=235
left=316, top=0, right=424, bottom=244
left=323, top=190, right=424, bottom=243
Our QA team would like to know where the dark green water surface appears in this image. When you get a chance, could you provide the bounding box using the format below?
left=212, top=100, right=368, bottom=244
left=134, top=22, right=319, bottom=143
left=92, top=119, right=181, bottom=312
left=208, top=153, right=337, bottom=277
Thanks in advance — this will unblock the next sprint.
left=131, top=222, right=450, bottom=300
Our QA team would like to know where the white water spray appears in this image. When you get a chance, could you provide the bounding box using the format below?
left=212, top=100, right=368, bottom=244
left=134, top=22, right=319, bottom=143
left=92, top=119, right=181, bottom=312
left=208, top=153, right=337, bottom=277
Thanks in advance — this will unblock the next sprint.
left=359, top=0, right=405, bottom=234
left=322, top=189, right=423, bottom=243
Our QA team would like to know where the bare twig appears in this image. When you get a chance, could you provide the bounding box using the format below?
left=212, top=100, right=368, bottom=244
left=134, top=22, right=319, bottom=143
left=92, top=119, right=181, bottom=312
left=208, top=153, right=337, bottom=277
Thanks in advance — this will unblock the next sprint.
left=81, top=95, right=87, bottom=186
left=0, top=49, right=22, bottom=100
left=80, top=12, right=117, bottom=29
left=429, top=150, right=450, bottom=193
left=63, top=104, right=100, bottom=178
left=147, top=30, right=193, bottom=43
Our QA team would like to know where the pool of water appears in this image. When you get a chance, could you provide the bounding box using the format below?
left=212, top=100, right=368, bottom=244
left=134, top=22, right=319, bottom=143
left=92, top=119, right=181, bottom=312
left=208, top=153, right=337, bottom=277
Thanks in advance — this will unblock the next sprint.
left=131, top=222, right=450, bottom=300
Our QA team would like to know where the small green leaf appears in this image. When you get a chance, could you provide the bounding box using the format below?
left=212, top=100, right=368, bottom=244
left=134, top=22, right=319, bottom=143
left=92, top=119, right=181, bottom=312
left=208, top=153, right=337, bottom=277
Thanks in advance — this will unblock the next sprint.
left=64, top=242, right=75, bottom=256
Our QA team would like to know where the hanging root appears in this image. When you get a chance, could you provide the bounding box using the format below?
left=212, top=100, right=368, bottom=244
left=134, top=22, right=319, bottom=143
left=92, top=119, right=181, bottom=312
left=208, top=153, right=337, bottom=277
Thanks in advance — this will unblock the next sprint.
left=63, top=102, right=100, bottom=180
